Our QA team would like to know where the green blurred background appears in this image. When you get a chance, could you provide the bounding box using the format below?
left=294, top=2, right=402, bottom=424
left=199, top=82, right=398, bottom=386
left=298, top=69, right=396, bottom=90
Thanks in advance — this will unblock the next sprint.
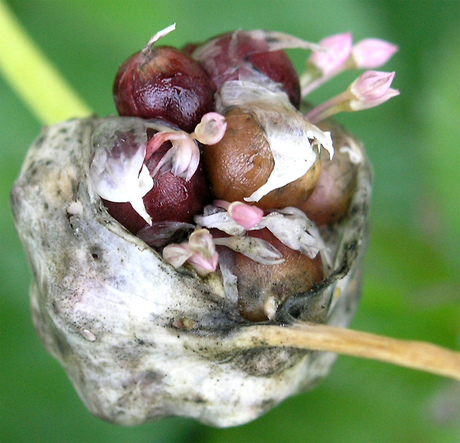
left=1, top=0, right=459, bottom=441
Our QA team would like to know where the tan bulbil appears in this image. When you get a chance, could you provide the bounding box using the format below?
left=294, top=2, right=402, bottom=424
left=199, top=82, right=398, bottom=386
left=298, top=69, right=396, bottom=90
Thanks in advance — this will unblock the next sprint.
left=203, top=107, right=322, bottom=210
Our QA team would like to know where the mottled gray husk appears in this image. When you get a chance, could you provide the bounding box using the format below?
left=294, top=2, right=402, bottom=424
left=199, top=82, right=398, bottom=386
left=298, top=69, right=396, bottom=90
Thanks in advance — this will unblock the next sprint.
left=11, top=116, right=372, bottom=427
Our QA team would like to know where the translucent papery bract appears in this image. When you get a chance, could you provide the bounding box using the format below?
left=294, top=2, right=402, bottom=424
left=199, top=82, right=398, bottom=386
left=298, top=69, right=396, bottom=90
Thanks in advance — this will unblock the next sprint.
left=196, top=204, right=323, bottom=261
left=305, top=120, right=334, bottom=159
left=259, top=208, right=324, bottom=259
left=213, top=236, right=285, bottom=265
left=89, top=118, right=153, bottom=224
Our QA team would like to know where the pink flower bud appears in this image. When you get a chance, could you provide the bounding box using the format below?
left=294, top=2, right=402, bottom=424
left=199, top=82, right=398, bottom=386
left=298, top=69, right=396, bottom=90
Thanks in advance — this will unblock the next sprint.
left=351, top=38, right=398, bottom=69
left=228, top=202, right=264, bottom=230
left=193, top=112, right=227, bottom=145
left=349, top=71, right=399, bottom=110
left=309, top=32, right=353, bottom=76
left=187, top=251, right=219, bottom=276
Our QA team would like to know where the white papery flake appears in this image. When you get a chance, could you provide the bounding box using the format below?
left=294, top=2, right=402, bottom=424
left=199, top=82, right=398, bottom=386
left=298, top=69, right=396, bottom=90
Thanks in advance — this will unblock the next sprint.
left=259, top=207, right=325, bottom=259
left=213, top=235, right=285, bottom=265
left=195, top=208, right=246, bottom=236
left=196, top=204, right=324, bottom=260
left=89, top=119, right=153, bottom=224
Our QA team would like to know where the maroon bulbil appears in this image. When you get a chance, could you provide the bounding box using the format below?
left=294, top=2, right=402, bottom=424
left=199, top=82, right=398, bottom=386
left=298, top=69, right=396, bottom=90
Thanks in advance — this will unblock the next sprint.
left=191, top=31, right=301, bottom=108
left=103, top=131, right=210, bottom=235
left=114, top=45, right=215, bottom=133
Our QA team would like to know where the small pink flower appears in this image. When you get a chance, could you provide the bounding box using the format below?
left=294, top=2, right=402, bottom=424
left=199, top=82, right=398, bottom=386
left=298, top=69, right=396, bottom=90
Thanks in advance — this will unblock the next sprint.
left=348, top=70, right=399, bottom=110
left=227, top=202, right=264, bottom=230
left=147, top=131, right=200, bottom=181
left=163, top=229, right=219, bottom=276
left=309, top=32, right=353, bottom=76
left=188, top=229, right=216, bottom=258
left=351, top=38, right=398, bottom=69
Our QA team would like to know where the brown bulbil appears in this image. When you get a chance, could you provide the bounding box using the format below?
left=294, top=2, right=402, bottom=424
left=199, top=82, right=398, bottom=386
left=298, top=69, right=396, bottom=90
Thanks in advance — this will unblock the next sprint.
left=234, top=229, right=323, bottom=322
left=300, top=122, right=360, bottom=225
left=202, top=107, right=321, bottom=210
left=202, top=108, right=273, bottom=205
left=113, top=46, right=215, bottom=133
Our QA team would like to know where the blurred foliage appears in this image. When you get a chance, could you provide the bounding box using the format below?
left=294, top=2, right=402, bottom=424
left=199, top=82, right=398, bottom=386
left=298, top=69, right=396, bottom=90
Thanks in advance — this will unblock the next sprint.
left=0, top=0, right=459, bottom=442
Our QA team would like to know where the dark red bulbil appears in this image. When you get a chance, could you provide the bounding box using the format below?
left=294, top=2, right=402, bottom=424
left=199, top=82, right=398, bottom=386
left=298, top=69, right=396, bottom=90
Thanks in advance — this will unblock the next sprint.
left=104, top=141, right=210, bottom=235
left=113, top=46, right=216, bottom=133
left=192, top=32, right=301, bottom=108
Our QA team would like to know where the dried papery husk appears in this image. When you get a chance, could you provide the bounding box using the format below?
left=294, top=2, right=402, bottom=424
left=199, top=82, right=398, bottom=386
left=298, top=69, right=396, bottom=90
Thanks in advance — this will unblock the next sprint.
left=11, top=116, right=372, bottom=427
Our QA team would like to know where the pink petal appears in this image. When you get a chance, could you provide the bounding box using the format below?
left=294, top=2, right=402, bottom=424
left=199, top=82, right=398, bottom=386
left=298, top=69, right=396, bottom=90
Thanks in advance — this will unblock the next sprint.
left=350, top=70, right=396, bottom=102
left=162, top=243, right=194, bottom=268
left=188, top=251, right=219, bottom=276
left=309, top=32, right=353, bottom=76
left=188, top=229, right=216, bottom=257
left=228, top=202, right=264, bottom=230
left=352, top=38, right=398, bottom=69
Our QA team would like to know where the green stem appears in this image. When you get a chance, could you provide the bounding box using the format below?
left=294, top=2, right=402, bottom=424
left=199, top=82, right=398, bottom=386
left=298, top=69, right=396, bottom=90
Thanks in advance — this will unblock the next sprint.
left=0, top=0, right=92, bottom=125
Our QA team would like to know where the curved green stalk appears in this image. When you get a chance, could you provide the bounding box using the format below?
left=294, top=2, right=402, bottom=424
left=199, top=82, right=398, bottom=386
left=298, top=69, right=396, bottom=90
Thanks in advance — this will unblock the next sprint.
left=0, top=0, right=92, bottom=125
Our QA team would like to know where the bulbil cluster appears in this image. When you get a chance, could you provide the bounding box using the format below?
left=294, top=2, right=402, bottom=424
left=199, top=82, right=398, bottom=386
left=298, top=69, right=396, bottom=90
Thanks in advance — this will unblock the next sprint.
left=91, top=24, right=398, bottom=321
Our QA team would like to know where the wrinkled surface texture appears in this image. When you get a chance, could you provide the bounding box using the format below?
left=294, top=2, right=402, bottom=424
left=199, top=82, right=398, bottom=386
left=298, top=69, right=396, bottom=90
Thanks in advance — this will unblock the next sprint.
left=11, top=117, right=371, bottom=427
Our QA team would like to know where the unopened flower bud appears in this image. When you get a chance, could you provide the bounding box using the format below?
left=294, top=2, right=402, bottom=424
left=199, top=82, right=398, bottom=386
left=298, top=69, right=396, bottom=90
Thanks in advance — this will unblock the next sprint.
left=350, top=38, right=398, bottom=69
left=187, top=250, right=219, bottom=276
left=348, top=70, right=399, bottom=110
left=227, top=201, right=264, bottom=230
left=309, top=32, right=353, bottom=76
left=301, top=32, right=353, bottom=96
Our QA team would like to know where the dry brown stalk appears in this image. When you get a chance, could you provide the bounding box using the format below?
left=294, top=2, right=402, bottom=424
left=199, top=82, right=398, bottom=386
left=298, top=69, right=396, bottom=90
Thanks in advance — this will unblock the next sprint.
left=229, top=322, right=460, bottom=380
